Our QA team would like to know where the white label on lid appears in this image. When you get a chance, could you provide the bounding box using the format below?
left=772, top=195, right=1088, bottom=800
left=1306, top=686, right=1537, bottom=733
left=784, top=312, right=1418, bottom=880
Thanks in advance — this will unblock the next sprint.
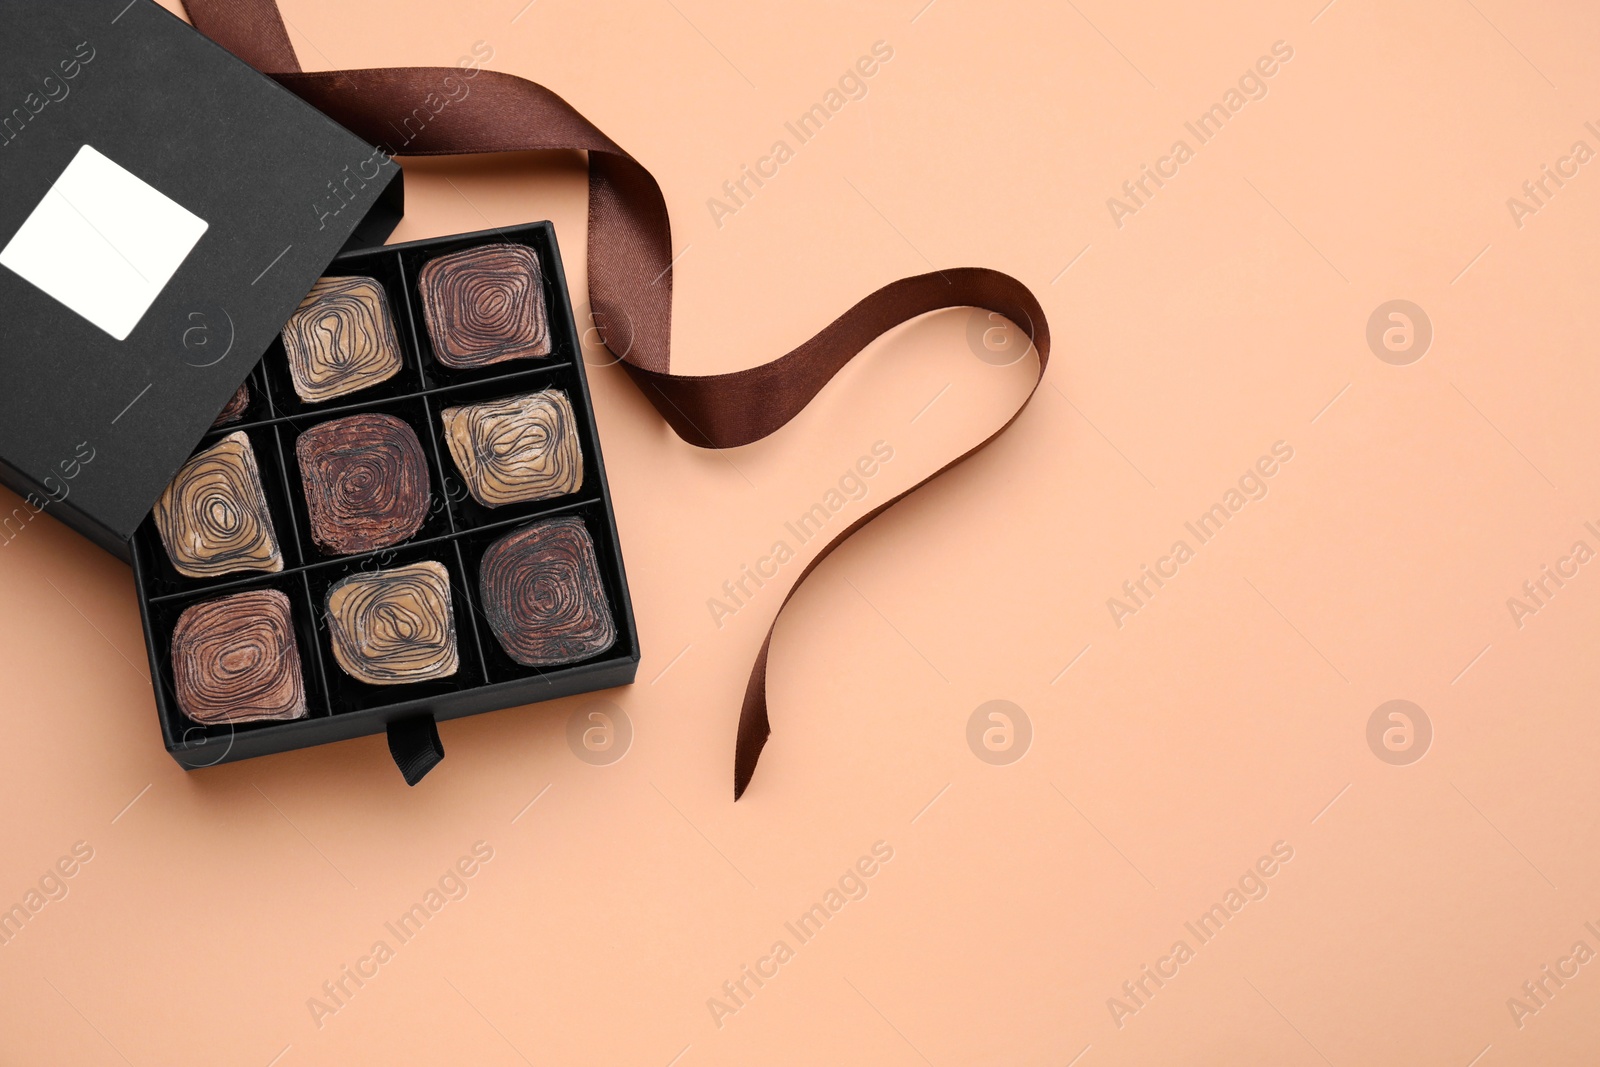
left=0, top=144, right=208, bottom=341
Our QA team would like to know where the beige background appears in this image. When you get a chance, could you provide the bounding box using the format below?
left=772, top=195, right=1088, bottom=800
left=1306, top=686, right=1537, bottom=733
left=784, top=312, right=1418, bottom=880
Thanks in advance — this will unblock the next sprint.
left=4, top=0, right=1599, bottom=1062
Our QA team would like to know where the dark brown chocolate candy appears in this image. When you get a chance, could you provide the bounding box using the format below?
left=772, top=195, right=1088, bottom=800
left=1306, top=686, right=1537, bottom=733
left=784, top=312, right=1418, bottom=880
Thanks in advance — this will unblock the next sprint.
left=212, top=382, right=250, bottom=427
left=152, top=431, right=283, bottom=579
left=296, top=413, right=430, bottom=556
left=479, top=517, right=615, bottom=666
left=281, top=275, right=404, bottom=402
left=325, top=561, right=459, bottom=685
left=439, top=389, right=583, bottom=507
left=418, top=244, right=551, bottom=368
left=171, top=589, right=307, bottom=725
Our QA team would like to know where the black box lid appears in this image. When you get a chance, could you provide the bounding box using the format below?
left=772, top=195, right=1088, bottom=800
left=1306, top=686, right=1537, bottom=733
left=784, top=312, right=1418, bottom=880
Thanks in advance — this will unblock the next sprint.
left=0, top=0, right=402, bottom=559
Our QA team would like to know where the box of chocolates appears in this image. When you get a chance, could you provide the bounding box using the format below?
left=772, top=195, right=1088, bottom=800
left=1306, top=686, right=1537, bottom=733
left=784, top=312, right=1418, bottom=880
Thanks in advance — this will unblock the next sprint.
left=131, top=222, right=640, bottom=777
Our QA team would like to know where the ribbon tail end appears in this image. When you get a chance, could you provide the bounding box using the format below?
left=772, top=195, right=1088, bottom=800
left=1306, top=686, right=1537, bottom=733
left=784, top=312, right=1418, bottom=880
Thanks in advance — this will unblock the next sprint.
left=733, top=638, right=774, bottom=801
left=732, top=727, right=768, bottom=801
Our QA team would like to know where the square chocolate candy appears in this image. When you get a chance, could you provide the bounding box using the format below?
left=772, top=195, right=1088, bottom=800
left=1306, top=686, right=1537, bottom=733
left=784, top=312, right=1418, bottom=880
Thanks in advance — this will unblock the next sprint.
left=152, top=431, right=282, bottom=579
left=439, top=389, right=583, bottom=507
left=325, top=560, right=459, bottom=685
left=479, top=517, right=615, bottom=666
left=418, top=244, right=550, bottom=368
left=296, top=413, right=431, bottom=556
left=281, top=275, right=404, bottom=403
left=171, top=589, right=307, bottom=725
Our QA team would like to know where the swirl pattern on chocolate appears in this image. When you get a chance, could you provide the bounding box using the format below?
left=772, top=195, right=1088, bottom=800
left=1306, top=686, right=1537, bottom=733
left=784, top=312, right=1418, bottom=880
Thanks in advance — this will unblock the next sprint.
left=296, top=413, right=431, bottom=556
left=479, top=517, right=616, bottom=666
left=440, top=389, right=583, bottom=507
left=418, top=244, right=551, bottom=368
left=171, top=589, right=307, bottom=725
left=212, top=382, right=250, bottom=427
left=281, top=275, right=404, bottom=403
left=153, top=431, right=283, bottom=578
left=325, top=560, right=459, bottom=685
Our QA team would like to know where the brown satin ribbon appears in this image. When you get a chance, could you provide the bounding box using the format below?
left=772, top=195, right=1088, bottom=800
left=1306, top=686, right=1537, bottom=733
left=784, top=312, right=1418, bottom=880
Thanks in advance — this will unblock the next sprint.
left=183, top=0, right=1051, bottom=798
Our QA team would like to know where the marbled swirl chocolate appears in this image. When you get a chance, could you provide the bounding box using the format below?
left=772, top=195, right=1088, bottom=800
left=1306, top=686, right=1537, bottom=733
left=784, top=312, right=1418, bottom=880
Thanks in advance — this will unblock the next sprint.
left=212, top=382, right=250, bottom=427
left=418, top=244, right=551, bottom=368
left=281, top=275, right=403, bottom=403
left=152, top=431, right=282, bottom=578
left=171, top=589, right=307, bottom=725
left=325, top=561, right=459, bottom=685
left=479, top=518, right=615, bottom=666
left=296, top=413, right=430, bottom=556
left=440, top=389, right=583, bottom=507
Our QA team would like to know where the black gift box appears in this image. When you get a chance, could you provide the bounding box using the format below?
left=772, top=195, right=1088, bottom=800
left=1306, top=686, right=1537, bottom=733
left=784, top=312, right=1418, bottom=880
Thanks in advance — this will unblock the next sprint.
left=0, top=0, right=402, bottom=558
left=1, top=1, right=639, bottom=777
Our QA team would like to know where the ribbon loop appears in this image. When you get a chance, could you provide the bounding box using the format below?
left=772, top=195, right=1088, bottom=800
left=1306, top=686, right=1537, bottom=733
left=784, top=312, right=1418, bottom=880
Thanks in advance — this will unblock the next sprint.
left=182, top=0, right=1051, bottom=797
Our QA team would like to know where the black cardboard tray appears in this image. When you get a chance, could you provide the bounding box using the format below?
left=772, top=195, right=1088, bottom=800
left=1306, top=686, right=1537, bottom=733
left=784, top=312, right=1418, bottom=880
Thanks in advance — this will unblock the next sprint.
left=129, top=222, right=640, bottom=772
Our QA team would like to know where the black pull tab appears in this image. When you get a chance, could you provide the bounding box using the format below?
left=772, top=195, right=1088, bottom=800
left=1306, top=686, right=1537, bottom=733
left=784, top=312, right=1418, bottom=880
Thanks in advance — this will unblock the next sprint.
left=386, top=715, right=444, bottom=785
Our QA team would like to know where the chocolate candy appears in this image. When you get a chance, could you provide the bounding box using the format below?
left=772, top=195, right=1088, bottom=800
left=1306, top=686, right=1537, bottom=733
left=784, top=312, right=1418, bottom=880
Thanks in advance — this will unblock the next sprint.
left=325, top=560, right=459, bottom=685
left=281, top=275, right=404, bottom=403
left=296, top=413, right=430, bottom=556
left=439, top=389, right=583, bottom=507
left=212, top=382, right=250, bottom=427
left=171, top=589, right=307, bottom=724
left=152, top=431, right=282, bottom=578
left=418, top=244, right=550, bottom=368
left=479, top=517, right=615, bottom=666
